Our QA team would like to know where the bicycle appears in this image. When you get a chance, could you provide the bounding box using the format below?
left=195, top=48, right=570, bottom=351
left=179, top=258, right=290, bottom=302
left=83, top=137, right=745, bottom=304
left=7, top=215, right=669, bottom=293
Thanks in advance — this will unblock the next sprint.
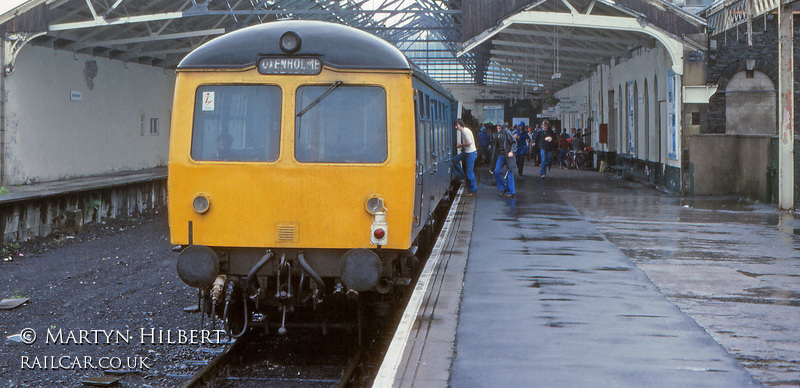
left=566, top=150, right=586, bottom=170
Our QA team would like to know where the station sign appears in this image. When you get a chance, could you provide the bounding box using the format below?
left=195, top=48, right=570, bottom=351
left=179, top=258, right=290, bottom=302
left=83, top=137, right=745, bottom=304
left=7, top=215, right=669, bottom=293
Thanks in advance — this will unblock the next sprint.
left=258, top=57, right=322, bottom=75
left=556, top=97, right=587, bottom=114
left=557, top=97, right=585, bottom=105
left=559, top=105, right=586, bottom=114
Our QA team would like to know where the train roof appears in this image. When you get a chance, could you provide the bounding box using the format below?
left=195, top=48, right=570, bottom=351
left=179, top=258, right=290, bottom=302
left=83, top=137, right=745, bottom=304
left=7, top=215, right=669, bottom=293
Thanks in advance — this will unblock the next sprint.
left=178, top=20, right=412, bottom=71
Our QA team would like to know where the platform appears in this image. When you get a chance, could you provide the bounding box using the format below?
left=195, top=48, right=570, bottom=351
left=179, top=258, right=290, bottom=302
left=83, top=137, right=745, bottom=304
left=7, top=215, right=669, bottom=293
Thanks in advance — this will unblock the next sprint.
left=0, top=167, right=166, bottom=205
left=374, top=166, right=778, bottom=387
left=0, top=167, right=167, bottom=242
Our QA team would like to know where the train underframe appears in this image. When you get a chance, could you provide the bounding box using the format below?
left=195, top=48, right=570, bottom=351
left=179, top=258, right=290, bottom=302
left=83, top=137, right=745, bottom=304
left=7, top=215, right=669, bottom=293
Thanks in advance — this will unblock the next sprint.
left=179, top=185, right=456, bottom=338
left=199, top=246, right=420, bottom=338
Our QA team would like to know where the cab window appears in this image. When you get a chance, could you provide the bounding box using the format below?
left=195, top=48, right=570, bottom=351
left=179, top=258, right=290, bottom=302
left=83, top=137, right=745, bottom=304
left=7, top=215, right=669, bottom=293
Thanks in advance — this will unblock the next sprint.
left=295, top=85, right=387, bottom=163
left=191, top=85, right=281, bottom=162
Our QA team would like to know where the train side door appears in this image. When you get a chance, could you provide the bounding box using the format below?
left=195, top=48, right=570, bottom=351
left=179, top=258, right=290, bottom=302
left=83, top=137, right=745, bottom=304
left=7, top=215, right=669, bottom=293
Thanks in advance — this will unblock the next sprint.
left=413, top=91, right=424, bottom=227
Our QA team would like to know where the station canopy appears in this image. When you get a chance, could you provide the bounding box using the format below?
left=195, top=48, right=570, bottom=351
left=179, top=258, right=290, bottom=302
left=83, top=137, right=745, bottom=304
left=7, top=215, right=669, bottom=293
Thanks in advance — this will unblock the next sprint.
left=458, top=0, right=706, bottom=98
left=1, top=0, right=704, bottom=98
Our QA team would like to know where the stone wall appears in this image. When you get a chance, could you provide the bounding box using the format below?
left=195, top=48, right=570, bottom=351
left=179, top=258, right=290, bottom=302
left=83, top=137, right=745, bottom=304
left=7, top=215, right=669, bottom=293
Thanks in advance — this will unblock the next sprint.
left=687, top=134, right=771, bottom=201
left=706, top=14, right=800, bottom=134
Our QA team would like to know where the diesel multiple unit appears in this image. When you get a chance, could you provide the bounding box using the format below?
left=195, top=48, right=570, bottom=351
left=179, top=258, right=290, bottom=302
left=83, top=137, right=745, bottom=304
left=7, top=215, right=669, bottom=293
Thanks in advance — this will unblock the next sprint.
left=169, top=20, right=458, bottom=335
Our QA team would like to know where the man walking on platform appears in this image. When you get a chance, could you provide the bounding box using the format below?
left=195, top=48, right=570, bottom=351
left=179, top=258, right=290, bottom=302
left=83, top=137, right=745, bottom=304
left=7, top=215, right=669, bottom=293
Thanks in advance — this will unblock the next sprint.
left=452, top=119, right=478, bottom=196
left=531, top=123, right=543, bottom=166
left=535, top=120, right=556, bottom=178
left=491, top=123, right=517, bottom=197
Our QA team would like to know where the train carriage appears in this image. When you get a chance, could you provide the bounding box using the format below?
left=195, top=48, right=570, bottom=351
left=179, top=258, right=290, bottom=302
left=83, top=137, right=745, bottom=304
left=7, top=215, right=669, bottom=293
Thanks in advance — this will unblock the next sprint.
left=169, top=20, right=458, bottom=335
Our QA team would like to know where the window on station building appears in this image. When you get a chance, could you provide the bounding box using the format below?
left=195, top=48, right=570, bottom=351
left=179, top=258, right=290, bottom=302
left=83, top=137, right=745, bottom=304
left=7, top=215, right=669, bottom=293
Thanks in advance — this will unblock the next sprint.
left=691, top=112, right=702, bottom=125
left=484, top=105, right=504, bottom=126
left=191, top=85, right=282, bottom=162
left=295, top=85, right=387, bottom=163
left=150, top=118, right=159, bottom=135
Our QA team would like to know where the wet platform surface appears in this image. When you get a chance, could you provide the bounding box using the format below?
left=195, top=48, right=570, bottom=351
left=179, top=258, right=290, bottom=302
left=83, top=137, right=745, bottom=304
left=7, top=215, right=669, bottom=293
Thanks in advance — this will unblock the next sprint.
left=380, top=165, right=800, bottom=387
left=561, top=180, right=800, bottom=386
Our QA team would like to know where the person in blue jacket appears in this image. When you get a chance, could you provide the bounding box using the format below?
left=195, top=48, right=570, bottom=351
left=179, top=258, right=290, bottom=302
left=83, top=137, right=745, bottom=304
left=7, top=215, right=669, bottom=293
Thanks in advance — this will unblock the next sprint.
left=512, top=122, right=530, bottom=175
left=477, top=125, right=491, bottom=165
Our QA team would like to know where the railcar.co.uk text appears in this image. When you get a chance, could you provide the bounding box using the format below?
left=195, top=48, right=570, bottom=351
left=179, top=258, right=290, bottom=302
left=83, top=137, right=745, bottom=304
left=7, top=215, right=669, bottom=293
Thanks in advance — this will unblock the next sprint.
left=15, top=327, right=227, bottom=370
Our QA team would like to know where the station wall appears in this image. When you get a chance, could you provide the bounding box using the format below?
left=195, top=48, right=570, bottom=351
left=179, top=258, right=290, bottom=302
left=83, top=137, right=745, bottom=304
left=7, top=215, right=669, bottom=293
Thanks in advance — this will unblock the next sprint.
left=556, top=45, right=676, bottom=169
left=3, top=45, right=174, bottom=185
left=443, top=84, right=485, bottom=120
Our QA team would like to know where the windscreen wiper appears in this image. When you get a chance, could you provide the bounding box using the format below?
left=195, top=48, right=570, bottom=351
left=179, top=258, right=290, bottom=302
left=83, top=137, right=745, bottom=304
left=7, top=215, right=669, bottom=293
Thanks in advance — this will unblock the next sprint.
left=296, top=81, right=342, bottom=118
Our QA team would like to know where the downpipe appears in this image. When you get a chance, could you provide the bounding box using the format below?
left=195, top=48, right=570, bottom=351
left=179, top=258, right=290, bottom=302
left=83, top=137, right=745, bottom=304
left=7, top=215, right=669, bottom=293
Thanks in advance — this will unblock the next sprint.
left=0, top=39, right=6, bottom=186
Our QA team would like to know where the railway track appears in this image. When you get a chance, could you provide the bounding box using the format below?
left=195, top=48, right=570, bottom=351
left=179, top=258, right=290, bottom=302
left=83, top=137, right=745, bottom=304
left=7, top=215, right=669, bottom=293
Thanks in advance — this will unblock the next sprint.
left=176, top=330, right=369, bottom=388
left=174, top=242, right=442, bottom=387
left=174, top=186, right=457, bottom=388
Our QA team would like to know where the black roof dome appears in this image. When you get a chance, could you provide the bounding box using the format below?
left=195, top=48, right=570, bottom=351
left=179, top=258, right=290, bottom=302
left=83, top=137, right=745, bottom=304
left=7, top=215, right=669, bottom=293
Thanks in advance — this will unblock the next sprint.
left=178, top=20, right=411, bottom=71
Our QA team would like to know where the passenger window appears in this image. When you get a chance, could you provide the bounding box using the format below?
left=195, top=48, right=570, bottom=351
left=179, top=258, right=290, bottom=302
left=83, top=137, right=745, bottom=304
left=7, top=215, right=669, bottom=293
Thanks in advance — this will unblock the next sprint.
left=414, top=97, right=423, bottom=164
left=441, top=103, right=446, bottom=151
left=431, top=102, right=438, bottom=158
left=191, top=85, right=281, bottom=162
left=436, top=102, right=443, bottom=155
left=295, top=85, right=387, bottom=163
left=418, top=91, right=425, bottom=118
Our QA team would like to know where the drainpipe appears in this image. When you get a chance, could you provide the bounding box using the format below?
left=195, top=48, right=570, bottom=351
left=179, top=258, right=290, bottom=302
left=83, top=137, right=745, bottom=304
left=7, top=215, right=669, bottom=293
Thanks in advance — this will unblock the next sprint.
left=1, top=36, right=6, bottom=187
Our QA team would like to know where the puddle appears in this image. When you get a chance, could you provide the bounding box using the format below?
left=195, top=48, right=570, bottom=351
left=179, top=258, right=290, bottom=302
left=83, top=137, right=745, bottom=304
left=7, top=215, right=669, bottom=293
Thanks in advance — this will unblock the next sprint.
left=522, top=276, right=576, bottom=288
left=595, top=267, right=631, bottom=272
left=766, top=213, right=800, bottom=235
left=546, top=321, right=586, bottom=328
left=680, top=197, right=755, bottom=212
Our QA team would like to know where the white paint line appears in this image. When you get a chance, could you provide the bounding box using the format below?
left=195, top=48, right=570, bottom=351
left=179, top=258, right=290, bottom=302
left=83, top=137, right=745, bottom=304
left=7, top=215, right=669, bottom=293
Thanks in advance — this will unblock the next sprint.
left=372, top=186, right=464, bottom=388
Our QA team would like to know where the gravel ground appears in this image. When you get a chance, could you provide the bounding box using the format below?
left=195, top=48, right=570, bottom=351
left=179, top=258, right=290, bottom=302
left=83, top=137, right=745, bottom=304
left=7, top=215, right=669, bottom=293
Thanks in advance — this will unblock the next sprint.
left=0, top=210, right=202, bottom=388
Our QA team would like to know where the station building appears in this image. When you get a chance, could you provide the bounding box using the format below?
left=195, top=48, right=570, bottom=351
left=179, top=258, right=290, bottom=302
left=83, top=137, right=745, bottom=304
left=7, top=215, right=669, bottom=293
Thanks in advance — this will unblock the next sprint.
left=1, top=1, right=173, bottom=185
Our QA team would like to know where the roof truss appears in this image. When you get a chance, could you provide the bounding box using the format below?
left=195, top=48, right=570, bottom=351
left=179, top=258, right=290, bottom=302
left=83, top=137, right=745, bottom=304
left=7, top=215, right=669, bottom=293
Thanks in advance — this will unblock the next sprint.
left=4, top=0, right=473, bottom=85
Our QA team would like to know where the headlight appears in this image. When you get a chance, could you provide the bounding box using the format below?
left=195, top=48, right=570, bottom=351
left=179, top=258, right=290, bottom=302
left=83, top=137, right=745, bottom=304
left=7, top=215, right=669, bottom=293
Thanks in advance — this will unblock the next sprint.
left=279, top=31, right=301, bottom=53
left=365, top=196, right=384, bottom=215
left=192, top=194, right=210, bottom=214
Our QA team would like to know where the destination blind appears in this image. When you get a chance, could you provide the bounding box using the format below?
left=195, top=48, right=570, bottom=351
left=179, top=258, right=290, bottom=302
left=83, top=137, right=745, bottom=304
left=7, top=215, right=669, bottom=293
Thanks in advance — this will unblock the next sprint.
left=258, top=57, right=322, bottom=75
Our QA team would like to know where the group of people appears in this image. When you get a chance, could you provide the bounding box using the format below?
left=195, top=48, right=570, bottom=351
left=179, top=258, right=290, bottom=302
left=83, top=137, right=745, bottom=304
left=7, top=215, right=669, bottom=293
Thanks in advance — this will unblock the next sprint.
left=555, top=128, right=591, bottom=168
left=453, top=119, right=592, bottom=198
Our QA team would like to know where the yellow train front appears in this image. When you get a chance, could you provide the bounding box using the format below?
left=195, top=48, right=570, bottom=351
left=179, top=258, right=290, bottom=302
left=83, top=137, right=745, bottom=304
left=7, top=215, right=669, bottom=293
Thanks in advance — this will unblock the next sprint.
left=169, top=20, right=457, bottom=335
